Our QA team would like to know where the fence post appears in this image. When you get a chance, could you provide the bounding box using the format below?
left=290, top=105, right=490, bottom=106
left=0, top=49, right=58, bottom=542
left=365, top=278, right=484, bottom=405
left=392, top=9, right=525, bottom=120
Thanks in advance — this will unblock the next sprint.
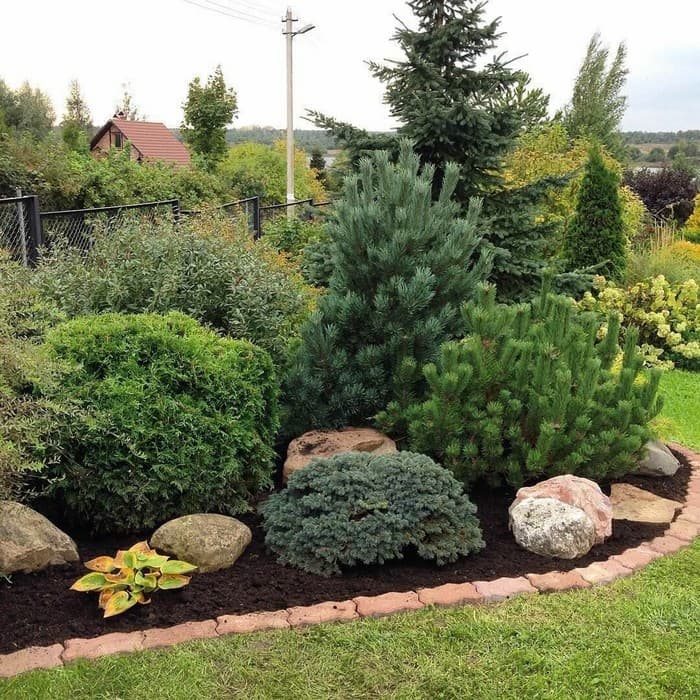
left=253, top=196, right=261, bottom=240
left=171, top=199, right=181, bottom=224
left=24, top=195, right=44, bottom=267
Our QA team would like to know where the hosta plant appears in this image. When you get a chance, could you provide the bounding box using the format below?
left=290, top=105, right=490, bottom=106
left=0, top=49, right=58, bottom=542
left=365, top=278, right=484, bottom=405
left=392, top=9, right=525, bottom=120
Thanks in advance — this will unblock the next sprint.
left=70, top=541, right=197, bottom=617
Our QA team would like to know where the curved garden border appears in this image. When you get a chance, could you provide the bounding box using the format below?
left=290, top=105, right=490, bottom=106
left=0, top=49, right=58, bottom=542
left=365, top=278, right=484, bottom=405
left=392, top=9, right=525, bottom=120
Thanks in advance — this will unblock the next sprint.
left=2, top=441, right=699, bottom=679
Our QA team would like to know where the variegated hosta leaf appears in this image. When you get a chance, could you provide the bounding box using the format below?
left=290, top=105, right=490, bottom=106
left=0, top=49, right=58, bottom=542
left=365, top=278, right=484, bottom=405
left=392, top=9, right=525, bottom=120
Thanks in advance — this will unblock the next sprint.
left=103, top=591, right=139, bottom=618
left=113, top=550, right=128, bottom=568
left=134, top=591, right=152, bottom=605
left=136, top=554, right=169, bottom=569
left=160, top=560, right=198, bottom=575
left=98, top=588, right=115, bottom=610
left=134, top=571, right=159, bottom=590
left=158, top=574, right=191, bottom=590
left=128, top=541, right=153, bottom=555
left=70, top=572, right=108, bottom=591
left=84, top=556, right=119, bottom=573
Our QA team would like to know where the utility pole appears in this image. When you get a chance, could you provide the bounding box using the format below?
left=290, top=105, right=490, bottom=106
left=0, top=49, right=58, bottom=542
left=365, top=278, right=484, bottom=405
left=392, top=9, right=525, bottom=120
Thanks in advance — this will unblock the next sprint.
left=283, top=7, right=314, bottom=218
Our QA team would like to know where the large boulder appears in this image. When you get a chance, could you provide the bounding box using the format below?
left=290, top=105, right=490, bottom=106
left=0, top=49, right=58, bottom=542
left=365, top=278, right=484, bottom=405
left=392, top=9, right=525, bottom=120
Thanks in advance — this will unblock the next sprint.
left=150, top=513, right=252, bottom=573
left=610, top=483, right=683, bottom=523
left=283, top=427, right=397, bottom=482
left=632, top=440, right=680, bottom=477
left=509, top=497, right=598, bottom=559
left=0, top=501, right=79, bottom=574
left=510, top=474, right=612, bottom=544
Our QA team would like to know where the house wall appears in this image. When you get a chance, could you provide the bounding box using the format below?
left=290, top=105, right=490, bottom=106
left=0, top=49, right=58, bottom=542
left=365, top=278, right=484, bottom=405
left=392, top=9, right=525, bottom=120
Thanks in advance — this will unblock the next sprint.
left=91, top=126, right=142, bottom=161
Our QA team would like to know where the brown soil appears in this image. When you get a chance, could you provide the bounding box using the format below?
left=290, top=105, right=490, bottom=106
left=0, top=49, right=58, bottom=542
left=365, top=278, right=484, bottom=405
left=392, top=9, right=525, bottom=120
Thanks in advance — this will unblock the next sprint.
left=0, top=454, right=690, bottom=655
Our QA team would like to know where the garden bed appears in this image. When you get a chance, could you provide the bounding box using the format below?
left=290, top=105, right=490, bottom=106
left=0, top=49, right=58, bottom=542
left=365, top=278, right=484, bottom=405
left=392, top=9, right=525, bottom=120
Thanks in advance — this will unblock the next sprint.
left=1, top=454, right=690, bottom=654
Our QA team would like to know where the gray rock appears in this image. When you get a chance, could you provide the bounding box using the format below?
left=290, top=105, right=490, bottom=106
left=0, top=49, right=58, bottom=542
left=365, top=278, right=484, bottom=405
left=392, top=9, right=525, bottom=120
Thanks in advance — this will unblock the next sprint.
left=150, top=513, right=252, bottom=573
left=633, top=440, right=680, bottom=477
left=0, top=501, right=79, bottom=575
left=509, top=497, right=597, bottom=559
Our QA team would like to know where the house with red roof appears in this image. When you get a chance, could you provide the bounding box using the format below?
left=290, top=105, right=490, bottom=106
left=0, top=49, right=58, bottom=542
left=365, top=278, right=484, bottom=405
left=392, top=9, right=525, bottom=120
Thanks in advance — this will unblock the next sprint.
left=90, top=112, right=191, bottom=167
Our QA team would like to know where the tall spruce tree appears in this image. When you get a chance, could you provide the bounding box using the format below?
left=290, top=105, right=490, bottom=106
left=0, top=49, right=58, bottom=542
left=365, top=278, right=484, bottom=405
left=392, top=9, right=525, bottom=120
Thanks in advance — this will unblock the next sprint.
left=564, top=144, right=626, bottom=279
left=309, top=1, right=558, bottom=301
left=283, top=141, right=491, bottom=435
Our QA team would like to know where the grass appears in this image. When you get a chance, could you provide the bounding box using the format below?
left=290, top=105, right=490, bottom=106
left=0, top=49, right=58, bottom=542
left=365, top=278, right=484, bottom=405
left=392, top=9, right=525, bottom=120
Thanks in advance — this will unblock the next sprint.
left=2, top=370, right=699, bottom=699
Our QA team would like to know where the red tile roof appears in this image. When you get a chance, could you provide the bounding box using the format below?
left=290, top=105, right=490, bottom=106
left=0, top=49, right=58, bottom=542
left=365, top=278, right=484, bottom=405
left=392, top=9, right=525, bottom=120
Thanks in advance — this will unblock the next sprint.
left=90, top=119, right=191, bottom=166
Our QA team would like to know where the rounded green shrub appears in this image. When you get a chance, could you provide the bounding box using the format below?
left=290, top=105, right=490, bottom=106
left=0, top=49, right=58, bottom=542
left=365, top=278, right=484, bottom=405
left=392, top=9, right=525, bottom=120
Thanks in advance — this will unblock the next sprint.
left=41, top=311, right=279, bottom=534
left=260, top=451, right=484, bottom=576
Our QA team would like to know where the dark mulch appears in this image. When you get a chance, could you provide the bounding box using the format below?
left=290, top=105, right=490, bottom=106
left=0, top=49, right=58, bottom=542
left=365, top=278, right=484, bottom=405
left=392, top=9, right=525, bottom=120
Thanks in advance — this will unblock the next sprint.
left=1, top=452, right=690, bottom=654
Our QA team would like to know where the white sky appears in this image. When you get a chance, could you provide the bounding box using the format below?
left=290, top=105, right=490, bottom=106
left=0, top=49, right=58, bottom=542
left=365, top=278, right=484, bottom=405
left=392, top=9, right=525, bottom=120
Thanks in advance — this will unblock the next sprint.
left=1, top=0, right=698, bottom=132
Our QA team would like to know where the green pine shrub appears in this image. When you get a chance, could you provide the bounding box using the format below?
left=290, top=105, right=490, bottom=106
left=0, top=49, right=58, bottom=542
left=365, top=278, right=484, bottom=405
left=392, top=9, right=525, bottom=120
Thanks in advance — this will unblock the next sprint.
left=34, top=216, right=316, bottom=366
left=563, top=144, right=627, bottom=280
left=579, top=275, right=700, bottom=369
left=379, top=280, right=662, bottom=488
left=260, top=451, right=484, bottom=576
left=40, top=311, right=279, bottom=534
left=283, top=142, right=491, bottom=434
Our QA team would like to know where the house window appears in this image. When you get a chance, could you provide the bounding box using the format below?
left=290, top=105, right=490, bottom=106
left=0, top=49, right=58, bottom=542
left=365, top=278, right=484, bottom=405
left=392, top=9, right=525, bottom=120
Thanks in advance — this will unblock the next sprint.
left=114, top=132, right=123, bottom=148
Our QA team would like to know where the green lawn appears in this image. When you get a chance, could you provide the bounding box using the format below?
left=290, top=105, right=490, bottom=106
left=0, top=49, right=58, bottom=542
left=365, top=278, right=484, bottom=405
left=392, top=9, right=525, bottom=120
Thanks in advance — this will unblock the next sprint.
left=2, top=370, right=699, bottom=700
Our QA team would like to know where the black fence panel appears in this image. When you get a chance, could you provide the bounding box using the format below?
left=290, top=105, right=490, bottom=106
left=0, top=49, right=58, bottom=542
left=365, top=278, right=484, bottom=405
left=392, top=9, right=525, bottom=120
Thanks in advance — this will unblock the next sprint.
left=0, top=195, right=42, bottom=266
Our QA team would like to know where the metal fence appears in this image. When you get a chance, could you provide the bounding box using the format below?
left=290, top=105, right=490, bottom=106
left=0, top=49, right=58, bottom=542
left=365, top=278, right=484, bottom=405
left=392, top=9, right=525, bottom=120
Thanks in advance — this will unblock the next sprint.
left=0, top=195, right=42, bottom=266
left=40, top=199, right=181, bottom=252
left=0, top=193, right=334, bottom=267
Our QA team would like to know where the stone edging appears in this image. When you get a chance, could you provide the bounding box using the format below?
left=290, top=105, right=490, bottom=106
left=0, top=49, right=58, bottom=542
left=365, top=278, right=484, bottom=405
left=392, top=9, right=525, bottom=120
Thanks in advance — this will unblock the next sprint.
left=2, top=442, right=699, bottom=679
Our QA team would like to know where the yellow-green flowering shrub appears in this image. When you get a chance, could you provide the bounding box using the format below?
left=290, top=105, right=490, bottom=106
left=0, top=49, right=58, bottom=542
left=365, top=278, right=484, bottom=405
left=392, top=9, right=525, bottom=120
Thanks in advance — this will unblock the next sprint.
left=579, top=275, right=700, bottom=369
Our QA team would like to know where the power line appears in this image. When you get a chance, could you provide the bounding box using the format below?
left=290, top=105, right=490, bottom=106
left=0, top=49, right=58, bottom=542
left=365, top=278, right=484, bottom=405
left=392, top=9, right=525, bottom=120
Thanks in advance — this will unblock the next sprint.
left=210, top=0, right=279, bottom=20
left=199, top=0, right=277, bottom=23
left=180, top=0, right=274, bottom=28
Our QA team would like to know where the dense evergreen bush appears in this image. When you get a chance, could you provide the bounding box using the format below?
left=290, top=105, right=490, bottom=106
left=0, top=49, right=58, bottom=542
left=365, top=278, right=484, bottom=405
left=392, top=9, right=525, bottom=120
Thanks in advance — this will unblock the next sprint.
left=563, top=144, right=627, bottom=280
left=35, top=217, right=315, bottom=366
left=41, top=312, right=279, bottom=534
left=283, top=142, right=490, bottom=434
left=379, top=281, right=661, bottom=488
left=260, top=451, right=484, bottom=576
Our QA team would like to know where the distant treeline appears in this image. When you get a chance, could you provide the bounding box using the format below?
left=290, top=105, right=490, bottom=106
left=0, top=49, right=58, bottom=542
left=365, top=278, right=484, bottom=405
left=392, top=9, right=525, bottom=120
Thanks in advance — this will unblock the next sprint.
left=225, top=128, right=339, bottom=151
left=622, top=131, right=700, bottom=145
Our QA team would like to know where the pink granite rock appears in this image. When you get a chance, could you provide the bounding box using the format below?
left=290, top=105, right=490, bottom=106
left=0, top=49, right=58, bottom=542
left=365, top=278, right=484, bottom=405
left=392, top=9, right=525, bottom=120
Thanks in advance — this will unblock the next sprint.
left=510, top=475, right=612, bottom=544
left=283, top=427, right=397, bottom=482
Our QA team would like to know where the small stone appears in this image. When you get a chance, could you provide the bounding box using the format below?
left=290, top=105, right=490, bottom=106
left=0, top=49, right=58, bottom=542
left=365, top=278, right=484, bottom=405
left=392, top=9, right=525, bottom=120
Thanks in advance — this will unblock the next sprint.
left=142, top=620, right=218, bottom=650
left=510, top=497, right=598, bottom=558
left=611, top=547, right=660, bottom=571
left=610, top=484, right=683, bottom=524
left=354, top=591, right=423, bottom=618
left=573, top=560, right=633, bottom=585
left=473, top=576, right=537, bottom=601
left=287, top=600, right=358, bottom=627
left=0, top=644, right=64, bottom=678
left=150, top=513, right=252, bottom=573
left=679, top=506, right=700, bottom=524
left=62, top=632, right=144, bottom=662
left=632, top=440, right=680, bottom=477
left=284, top=427, right=397, bottom=481
left=0, top=501, right=79, bottom=575
left=216, top=610, right=290, bottom=635
left=526, top=571, right=590, bottom=592
left=417, top=582, right=482, bottom=607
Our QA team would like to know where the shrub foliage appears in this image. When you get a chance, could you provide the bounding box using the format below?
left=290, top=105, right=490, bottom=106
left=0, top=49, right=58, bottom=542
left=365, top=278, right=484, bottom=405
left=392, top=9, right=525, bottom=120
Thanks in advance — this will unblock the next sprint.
left=35, top=217, right=315, bottom=366
left=283, top=142, right=490, bottom=434
left=579, top=275, right=700, bottom=369
left=379, top=281, right=661, bottom=488
left=41, top=312, right=279, bottom=534
left=260, top=451, right=484, bottom=576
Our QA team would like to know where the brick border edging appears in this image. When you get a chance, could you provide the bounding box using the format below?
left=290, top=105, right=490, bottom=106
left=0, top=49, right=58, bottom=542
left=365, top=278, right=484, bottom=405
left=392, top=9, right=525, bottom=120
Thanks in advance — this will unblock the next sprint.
left=2, top=442, right=699, bottom=679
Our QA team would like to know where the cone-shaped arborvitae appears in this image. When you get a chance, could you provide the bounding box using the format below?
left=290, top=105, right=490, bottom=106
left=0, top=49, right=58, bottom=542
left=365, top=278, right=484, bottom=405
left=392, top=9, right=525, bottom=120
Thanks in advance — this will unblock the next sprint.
left=283, top=141, right=491, bottom=434
left=379, top=278, right=662, bottom=487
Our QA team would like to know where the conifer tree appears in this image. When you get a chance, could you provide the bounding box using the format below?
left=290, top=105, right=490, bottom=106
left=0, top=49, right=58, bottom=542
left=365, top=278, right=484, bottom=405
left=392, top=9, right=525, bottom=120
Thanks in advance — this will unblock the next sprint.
left=61, top=80, right=92, bottom=152
left=564, top=144, right=627, bottom=279
left=283, top=141, right=491, bottom=434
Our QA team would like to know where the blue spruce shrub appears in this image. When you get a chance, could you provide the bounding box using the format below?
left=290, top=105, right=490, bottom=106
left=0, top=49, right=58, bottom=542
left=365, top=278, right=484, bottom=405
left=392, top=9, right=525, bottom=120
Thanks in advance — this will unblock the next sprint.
left=260, top=451, right=484, bottom=576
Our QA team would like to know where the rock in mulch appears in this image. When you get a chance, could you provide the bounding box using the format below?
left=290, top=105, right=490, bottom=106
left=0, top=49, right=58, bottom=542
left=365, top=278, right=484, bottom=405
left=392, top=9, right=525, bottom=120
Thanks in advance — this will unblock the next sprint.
left=283, top=427, right=397, bottom=482
left=509, top=475, right=612, bottom=544
left=0, top=501, right=79, bottom=575
left=509, top=497, right=598, bottom=559
left=610, top=483, right=683, bottom=524
left=150, top=514, right=252, bottom=573
left=632, top=440, right=680, bottom=477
